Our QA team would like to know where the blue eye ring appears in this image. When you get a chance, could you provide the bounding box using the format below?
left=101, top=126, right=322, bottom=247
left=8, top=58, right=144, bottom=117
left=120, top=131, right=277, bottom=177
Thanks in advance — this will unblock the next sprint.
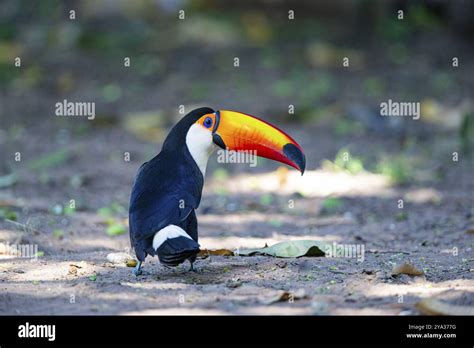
left=203, top=116, right=213, bottom=128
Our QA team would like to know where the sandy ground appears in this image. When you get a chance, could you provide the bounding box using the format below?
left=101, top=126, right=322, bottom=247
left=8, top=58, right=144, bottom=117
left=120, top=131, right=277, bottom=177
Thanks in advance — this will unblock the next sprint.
left=0, top=124, right=473, bottom=315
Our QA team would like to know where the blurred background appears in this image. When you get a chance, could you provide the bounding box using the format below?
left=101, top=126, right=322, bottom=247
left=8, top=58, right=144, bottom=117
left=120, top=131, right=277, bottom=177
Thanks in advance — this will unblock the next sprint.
left=0, top=0, right=473, bottom=205
left=0, top=0, right=473, bottom=315
left=0, top=0, right=473, bottom=230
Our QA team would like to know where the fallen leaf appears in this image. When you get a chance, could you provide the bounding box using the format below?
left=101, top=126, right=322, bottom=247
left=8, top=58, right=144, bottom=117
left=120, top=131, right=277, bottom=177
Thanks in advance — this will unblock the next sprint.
left=53, top=229, right=64, bottom=238
left=238, top=240, right=327, bottom=258
left=126, top=259, right=138, bottom=268
left=28, top=149, right=69, bottom=171
left=466, top=227, right=474, bottom=235
left=276, top=166, right=289, bottom=189
left=232, top=285, right=289, bottom=304
left=392, top=262, right=424, bottom=276
left=263, top=289, right=307, bottom=305
left=0, top=199, right=18, bottom=207
left=106, top=223, right=127, bottom=236
left=68, top=264, right=79, bottom=276
left=0, top=173, right=17, bottom=188
left=404, top=188, right=442, bottom=204
left=198, top=249, right=235, bottom=258
left=122, top=111, right=166, bottom=143
left=416, top=298, right=474, bottom=315
left=226, top=278, right=242, bottom=288
left=107, top=252, right=136, bottom=266
left=70, top=262, right=84, bottom=268
left=0, top=208, right=18, bottom=221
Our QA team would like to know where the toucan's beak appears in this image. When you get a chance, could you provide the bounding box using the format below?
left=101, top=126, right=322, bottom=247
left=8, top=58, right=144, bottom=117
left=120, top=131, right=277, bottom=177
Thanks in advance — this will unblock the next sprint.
left=212, top=110, right=306, bottom=174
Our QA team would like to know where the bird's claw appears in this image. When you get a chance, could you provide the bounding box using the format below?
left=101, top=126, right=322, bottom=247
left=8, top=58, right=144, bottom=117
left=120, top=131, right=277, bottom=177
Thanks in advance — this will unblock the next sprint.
left=132, top=262, right=142, bottom=276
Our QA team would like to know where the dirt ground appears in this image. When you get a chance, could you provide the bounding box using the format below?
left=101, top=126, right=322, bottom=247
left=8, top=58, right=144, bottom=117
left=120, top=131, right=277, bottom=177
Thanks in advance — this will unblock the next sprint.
left=0, top=121, right=473, bottom=315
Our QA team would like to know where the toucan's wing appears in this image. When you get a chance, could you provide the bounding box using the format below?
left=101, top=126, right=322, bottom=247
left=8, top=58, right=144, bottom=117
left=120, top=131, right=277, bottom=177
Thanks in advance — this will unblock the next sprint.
left=128, top=156, right=201, bottom=242
left=128, top=148, right=204, bottom=262
left=129, top=189, right=195, bottom=241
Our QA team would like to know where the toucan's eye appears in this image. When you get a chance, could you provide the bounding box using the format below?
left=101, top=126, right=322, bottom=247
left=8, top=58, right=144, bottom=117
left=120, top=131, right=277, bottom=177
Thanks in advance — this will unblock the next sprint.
left=203, top=117, right=213, bottom=128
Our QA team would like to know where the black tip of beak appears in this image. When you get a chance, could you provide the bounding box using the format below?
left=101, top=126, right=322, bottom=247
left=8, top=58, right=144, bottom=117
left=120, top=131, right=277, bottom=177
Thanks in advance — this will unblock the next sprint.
left=283, top=143, right=306, bottom=175
left=213, top=133, right=226, bottom=150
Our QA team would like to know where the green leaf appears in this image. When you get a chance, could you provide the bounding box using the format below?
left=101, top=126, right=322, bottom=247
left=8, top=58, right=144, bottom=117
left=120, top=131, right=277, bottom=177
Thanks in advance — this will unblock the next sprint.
left=269, top=219, right=283, bottom=227
left=0, top=208, right=18, bottom=221
left=259, top=194, right=273, bottom=206
left=212, top=168, right=229, bottom=181
left=322, top=197, right=343, bottom=211
left=0, top=173, right=17, bottom=188
left=97, top=206, right=113, bottom=217
left=110, top=202, right=126, bottom=214
left=106, top=223, right=127, bottom=236
left=64, top=206, right=75, bottom=216
left=89, top=274, right=97, bottom=281
left=28, top=149, right=69, bottom=171
left=53, top=229, right=64, bottom=238
left=238, top=240, right=327, bottom=258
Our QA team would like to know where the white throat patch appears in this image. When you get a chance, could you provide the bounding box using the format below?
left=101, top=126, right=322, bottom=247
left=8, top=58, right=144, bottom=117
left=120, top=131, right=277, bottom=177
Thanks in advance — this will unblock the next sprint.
left=185, top=123, right=216, bottom=176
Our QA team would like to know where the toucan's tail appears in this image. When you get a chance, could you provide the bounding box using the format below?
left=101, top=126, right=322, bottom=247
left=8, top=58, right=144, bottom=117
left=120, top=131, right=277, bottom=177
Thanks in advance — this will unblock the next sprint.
left=153, top=225, right=199, bottom=267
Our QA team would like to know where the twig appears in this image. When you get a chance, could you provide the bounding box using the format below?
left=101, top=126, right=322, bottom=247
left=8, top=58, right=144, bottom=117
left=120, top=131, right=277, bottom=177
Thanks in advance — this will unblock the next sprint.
left=366, top=250, right=411, bottom=254
left=2, top=218, right=44, bottom=239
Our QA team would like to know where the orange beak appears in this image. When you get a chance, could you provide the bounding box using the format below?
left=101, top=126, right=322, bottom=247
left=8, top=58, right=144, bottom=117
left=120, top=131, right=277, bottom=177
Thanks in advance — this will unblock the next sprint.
left=211, top=110, right=305, bottom=174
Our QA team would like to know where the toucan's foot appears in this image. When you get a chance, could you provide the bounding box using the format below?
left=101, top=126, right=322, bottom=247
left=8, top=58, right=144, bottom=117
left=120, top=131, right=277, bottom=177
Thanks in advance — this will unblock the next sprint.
left=189, top=260, right=197, bottom=272
left=132, top=261, right=142, bottom=276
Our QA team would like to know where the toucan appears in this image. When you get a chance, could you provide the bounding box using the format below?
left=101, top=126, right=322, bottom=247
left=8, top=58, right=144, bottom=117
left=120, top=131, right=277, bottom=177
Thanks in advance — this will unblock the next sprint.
left=129, top=107, right=305, bottom=275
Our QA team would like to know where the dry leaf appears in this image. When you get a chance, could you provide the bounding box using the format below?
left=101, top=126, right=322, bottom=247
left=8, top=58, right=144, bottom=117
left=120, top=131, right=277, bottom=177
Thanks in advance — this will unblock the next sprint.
left=263, top=289, right=307, bottom=305
left=276, top=166, right=289, bottom=189
left=107, top=252, right=135, bottom=265
left=198, top=249, right=234, bottom=258
left=0, top=199, right=18, bottom=207
left=126, top=259, right=138, bottom=267
left=466, top=227, right=474, bottom=235
left=68, top=264, right=81, bottom=275
left=226, top=277, right=242, bottom=288
left=239, top=240, right=327, bottom=258
left=416, top=298, right=474, bottom=315
left=392, top=262, right=424, bottom=276
left=276, top=260, right=287, bottom=268
left=404, top=188, right=442, bottom=204
left=122, top=111, right=166, bottom=143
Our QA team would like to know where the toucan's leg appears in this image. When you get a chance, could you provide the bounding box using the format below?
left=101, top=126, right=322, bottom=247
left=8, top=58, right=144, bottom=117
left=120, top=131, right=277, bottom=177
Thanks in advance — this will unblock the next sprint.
left=132, top=261, right=142, bottom=276
left=189, top=259, right=197, bottom=272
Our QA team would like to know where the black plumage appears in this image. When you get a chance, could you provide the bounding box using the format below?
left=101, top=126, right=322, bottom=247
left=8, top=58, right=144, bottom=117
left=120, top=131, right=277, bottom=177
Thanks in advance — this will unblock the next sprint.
left=129, top=107, right=214, bottom=270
